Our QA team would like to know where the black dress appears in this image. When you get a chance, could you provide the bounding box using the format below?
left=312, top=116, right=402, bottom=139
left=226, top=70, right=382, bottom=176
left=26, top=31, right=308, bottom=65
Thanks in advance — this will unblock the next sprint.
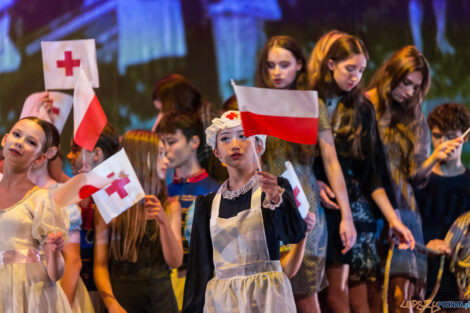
left=109, top=221, right=178, bottom=313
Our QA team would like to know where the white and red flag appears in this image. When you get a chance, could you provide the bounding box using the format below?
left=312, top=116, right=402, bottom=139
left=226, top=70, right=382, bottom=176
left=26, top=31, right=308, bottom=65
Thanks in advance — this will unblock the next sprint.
left=41, top=39, right=99, bottom=90
left=91, top=149, right=145, bottom=224
left=20, top=91, right=73, bottom=134
left=232, top=82, right=319, bottom=145
left=73, top=69, right=107, bottom=151
left=281, top=161, right=309, bottom=218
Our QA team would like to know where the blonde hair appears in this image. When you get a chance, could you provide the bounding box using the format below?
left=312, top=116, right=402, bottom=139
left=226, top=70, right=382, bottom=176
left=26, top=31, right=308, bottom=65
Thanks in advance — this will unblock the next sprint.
left=109, top=130, right=168, bottom=262
left=307, top=30, right=347, bottom=88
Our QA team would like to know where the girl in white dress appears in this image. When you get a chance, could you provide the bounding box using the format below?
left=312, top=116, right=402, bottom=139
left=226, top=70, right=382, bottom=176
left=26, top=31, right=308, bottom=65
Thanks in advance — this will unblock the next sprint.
left=0, top=117, right=71, bottom=313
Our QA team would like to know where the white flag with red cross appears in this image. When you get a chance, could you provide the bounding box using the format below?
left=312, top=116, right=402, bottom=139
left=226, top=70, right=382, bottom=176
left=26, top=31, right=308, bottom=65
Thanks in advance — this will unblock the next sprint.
left=91, top=149, right=145, bottom=224
left=41, top=39, right=99, bottom=90
left=20, top=91, right=73, bottom=134
left=281, top=161, right=309, bottom=218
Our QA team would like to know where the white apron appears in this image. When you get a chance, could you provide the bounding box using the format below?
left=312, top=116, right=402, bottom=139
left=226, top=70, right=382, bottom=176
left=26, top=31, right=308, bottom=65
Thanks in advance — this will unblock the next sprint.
left=204, top=185, right=296, bottom=313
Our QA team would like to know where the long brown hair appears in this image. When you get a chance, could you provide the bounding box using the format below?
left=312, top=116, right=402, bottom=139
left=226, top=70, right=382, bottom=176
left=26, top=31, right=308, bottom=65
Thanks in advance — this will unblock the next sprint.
left=367, top=46, right=430, bottom=175
left=307, top=30, right=347, bottom=87
left=255, top=35, right=309, bottom=90
left=311, top=34, right=374, bottom=160
left=255, top=35, right=313, bottom=164
left=109, top=130, right=168, bottom=262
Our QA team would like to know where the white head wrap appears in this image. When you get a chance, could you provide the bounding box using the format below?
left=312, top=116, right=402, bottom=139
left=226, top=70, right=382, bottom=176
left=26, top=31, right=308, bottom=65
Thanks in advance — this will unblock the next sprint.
left=205, top=110, right=267, bottom=155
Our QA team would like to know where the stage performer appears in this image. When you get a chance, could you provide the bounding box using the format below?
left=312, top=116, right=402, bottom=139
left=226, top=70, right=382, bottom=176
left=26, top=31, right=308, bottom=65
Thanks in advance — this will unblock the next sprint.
left=366, top=47, right=463, bottom=311
left=93, top=130, right=182, bottom=313
left=182, top=110, right=306, bottom=313
left=27, top=95, right=94, bottom=313
left=254, top=34, right=356, bottom=313
left=0, top=117, right=71, bottom=312
left=311, top=34, right=414, bottom=313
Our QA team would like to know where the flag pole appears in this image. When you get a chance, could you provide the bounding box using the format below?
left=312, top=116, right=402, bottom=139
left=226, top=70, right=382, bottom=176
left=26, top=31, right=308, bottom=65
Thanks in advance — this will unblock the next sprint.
left=250, top=137, right=262, bottom=172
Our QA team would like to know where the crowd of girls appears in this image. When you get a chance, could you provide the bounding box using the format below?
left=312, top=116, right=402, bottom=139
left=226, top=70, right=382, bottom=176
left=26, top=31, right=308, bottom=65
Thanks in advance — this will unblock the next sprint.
left=0, top=28, right=466, bottom=313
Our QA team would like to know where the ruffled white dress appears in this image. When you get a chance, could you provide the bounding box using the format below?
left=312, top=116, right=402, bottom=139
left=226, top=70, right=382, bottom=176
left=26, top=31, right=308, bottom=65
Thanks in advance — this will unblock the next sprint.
left=0, top=187, right=72, bottom=313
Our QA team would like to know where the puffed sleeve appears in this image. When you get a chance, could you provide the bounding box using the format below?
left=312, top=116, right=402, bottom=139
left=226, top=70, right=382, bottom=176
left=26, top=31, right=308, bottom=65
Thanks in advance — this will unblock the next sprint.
left=182, top=194, right=215, bottom=313
left=264, top=177, right=306, bottom=245
left=30, top=188, right=70, bottom=245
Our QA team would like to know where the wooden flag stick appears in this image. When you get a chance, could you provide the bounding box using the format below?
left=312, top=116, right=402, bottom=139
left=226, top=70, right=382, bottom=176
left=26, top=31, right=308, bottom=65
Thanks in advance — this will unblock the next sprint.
left=250, top=136, right=262, bottom=172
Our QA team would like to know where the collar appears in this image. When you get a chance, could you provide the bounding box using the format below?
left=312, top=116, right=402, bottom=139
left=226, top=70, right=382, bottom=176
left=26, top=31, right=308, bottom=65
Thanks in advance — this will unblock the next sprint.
left=172, top=169, right=209, bottom=184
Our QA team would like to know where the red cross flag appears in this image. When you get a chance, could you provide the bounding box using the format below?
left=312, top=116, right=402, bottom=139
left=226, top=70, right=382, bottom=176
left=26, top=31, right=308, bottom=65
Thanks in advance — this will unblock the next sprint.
left=281, top=161, right=309, bottom=218
left=41, top=39, right=99, bottom=90
left=91, top=149, right=145, bottom=224
left=73, top=69, right=107, bottom=151
left=232, top=81, right=319, bottom=145
left=20, top=91, right=73, bottom=133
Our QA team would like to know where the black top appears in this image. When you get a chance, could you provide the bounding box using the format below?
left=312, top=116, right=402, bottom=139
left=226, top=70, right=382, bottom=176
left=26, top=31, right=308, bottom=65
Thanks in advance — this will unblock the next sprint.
left=182, top=177, right=306, bottom=313
left=109, top=221, right=171, bottom=282
left=315, top=98, right=395, bottom=214
left=415, top=168, right=470, bottom=300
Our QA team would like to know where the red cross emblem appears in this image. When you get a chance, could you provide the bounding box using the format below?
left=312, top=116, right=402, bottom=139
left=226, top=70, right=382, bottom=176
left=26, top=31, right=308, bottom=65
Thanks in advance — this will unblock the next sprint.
left=56, top=51, right=81, bottom=76
left=51, top=107, right=60, bottom=115
left=106, top=176, right=131, bottom=199
left=293, top=186, right=301, bottom=207
left=225, top=112, right=239, bottom=120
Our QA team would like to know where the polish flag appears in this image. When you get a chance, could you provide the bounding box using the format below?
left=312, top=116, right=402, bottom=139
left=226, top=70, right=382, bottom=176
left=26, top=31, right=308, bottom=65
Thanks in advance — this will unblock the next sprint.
left=232, top=82, right=319, bottom=145
left=73, top=69, right=107, bottom=151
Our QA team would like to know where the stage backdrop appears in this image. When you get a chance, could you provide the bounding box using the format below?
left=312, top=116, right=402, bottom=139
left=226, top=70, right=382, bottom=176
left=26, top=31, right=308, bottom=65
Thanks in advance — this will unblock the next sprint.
left=1, top=0, right=469, bottom=166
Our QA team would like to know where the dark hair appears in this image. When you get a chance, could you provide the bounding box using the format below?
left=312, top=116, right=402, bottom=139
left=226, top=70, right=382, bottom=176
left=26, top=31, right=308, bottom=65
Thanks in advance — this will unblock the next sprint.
left=367, top=46, right=430, bottom=126
left=312, top=35, right=374, bottom=160
left=221, top=95, right=239, bottom=113
left=152, top=74, right=202, bottom=114
left=366, top=46, right=430, bottom=176
left=428, top=103, right=470, bottom=134
left=20, top=117, right=60, bottom=158
left=156, top=111, right=205, bottom=159
left=255, top=35, right=308, bottom=90
left=71, top=123, right=120, bottom=158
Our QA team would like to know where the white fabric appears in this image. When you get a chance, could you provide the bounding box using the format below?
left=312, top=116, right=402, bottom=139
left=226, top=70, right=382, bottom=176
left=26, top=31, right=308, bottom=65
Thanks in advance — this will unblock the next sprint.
left=20, top=91, right=73, bottom=133
left=68, top=278, right=95, bottom=313
left=205, top=110, right=266, bottom=152
left=281, top=161, right=309, bottom=218
left=0, top=187, right=71, bottom=313
left=233, top=84, right=319, bottom=118
left=91, top=149, right=145, bottom=224
left=41, top=39, right=99, bottom=90
left=204, top=185, right=296, bottom=313
left=73, top=69, right=96, bottom=138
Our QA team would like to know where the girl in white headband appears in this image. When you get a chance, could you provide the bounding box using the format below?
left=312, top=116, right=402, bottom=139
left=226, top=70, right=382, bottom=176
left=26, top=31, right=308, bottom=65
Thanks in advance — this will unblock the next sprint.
left=182, top=110, right=307, bottom=313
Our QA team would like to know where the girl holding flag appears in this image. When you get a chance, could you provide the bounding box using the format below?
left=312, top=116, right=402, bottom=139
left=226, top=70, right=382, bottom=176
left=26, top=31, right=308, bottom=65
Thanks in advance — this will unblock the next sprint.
left=310, top=34, right=415, bottom=313
left=93, top=130, right=182, bottom=313
left=182, top=111, right=306, bottom=313
left=0, top=117, right=71, bottom=312
left=254, top=35, right=356, bottom=313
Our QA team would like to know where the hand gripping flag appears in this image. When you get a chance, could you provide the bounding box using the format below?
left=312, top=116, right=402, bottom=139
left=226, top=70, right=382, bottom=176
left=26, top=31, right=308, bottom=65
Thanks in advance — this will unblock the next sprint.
left=41, top=39, right=99, bottom=90
left=73, top=69, right=107, bottom=151
left=20, top=91, right=73, bottom=134
left=281, top=161, right=309, bottom=218
left=91, top=149, right=145, bottom=224
left=232, top=82, right=319, bottom=145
